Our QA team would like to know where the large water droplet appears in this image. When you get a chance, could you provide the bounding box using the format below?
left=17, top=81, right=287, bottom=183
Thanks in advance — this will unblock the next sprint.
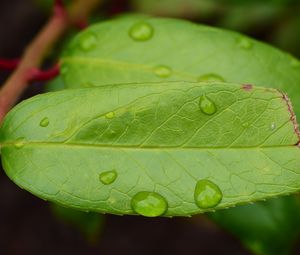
left=129, top=22, right=154, bottom=41
left=14, top=137, right=25, bottom=149
left=99, top=170, right=117, bottom=185
left=154, top=65, right=172, bottom=78
left=197, top=73, right=225, bottom=82
left=194, top=179, right=222, bottom=209
left=131, top=191, right=168, bottom=217
left=40, top=117, right=49, bottom=127
left=105, top=112, right=115, bottom=119
left=237, top=37, right=253, bottom=49
left=79, top=32, right=97, bottom=51
left=199, top=95, right=217, bottom=115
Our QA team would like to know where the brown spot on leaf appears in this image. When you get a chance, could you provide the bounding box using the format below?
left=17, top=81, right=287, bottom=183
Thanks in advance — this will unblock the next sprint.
left=242, top=84, right=253, bottom=91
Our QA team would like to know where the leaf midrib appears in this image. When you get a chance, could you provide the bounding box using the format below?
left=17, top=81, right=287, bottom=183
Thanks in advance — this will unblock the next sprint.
left=62, top=56, right=196, bottom=79
left=1, top=141, right=298, bottom=151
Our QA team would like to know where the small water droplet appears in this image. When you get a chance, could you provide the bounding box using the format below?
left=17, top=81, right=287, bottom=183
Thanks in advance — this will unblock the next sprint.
left=194, top=179, right=222, bottom=209
left=79, top=32, right=97, bottom=51
left=197, top=73, right=225, bottom=82
left=154, top=65, right=172, bottom=78
left=270, top=123, right=276, bottom=130
left=237, top=37, right=253, bottom=49
left=131, top=191, right=168, bottom=217
left=40, top=117, right=49, bottom=127
left=129, top=22, right=154, bottom=41
left=105, top=112, right=115, bottom=119
left=14, top=138, right=25, bottom=149
left=199, top=95, right=217, bottom=115
left=242, top=122, right=249, bottom=128
left=99, top=170, right=117, bottom=185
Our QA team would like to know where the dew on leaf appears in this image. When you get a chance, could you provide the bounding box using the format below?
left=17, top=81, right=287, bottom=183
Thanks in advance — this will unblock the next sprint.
left=99, top=170, right=117, bottom=185
left=14, top=137, right=25, bottom=149
left=199, top=95, right=217, bottom=115
left=39, top=117, right=49, bottom=127
left=237, top=37, right=253, bottom=49
left=194, top=179, right=222, bottom=209
left=197, top=73, right=225, bottom=82
left=129, top=22, right=154, bottom=41
left=105, top=112, right=115, bottom=119
left=242, top=121, right=250, bottom=128
left=79, top=32, right=97, bottom=51
left=131, top=191, right=168, bottom=217
left=270, top=123, right=276, bottom=130
left=154, top=65, right=172, bottom=78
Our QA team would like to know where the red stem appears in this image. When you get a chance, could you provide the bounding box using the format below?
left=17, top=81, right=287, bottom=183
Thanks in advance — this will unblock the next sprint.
left=0, top=58, right=20, bottom=71
left=28, top=64, right=60, bottom=82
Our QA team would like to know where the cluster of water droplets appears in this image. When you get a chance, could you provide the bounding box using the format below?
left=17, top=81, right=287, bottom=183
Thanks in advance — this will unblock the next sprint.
left=18, top=22, right=294, bottom=217
left=128, top=179, right=222, bottom=217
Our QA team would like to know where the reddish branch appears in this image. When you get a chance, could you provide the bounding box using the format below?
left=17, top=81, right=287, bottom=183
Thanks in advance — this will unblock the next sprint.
left=28, top=63, right=60, bottom=82
left=0, top=0, right=101, bottom=123
left=0, top=59, right=20, bottom=71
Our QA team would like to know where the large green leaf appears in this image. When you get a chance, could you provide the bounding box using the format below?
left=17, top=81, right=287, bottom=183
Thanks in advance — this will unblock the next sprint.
left=60, top=15, right=300, bottom=116
left=209, top=196, right=300, bottom=255
left=1, top=81, right=300, bottom=216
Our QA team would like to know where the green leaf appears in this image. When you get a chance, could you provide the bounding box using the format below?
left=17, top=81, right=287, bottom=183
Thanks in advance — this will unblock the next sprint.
left=45, top=75, right=65, bottom=92
left=60, top=15, right=300, bottom=117
left=1, top=81, right=300, bottom=216
left=209, top=196, right=300, bottom=255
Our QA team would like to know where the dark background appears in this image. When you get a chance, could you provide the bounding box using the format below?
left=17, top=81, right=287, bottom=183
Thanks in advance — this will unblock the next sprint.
left=0, top=1, right=299, bottom=254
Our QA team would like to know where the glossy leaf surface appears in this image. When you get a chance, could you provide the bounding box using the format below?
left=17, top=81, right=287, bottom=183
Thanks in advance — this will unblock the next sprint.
left=1, top=82, right=300, bottom=216
left=61, top=16, right=300, bottom=116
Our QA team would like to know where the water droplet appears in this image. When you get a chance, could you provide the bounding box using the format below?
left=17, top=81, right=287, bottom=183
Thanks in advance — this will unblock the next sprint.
left=40, top=117, right=49, bottom=127
left=242, top=122, right=249, bottom=128
left=270, top=123, right=276, bottom=130
left=197, top=73, right=225, bottom=82
left=99, top=170, right=117, bottom=185
left=194, top=179, right=222, bottom=209
left=237, top=37, right=253, bottom=49
left=14, top=138, right=25, bottom=149
left=131, top=191, right=168, bottom=217
left=199, top=95, right=217, bottom=115
left=105, top=112, right=115, bottom=119
left=79, top=32, right=97, bottom=51
left=129, top=22, right=154, bottom=41
left=154, top=65, right=172, bottom=78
